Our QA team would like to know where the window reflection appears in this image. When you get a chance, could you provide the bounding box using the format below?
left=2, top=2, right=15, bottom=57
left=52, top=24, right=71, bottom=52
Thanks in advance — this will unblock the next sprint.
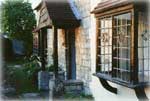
left=99, top=17, right=112, bottom=75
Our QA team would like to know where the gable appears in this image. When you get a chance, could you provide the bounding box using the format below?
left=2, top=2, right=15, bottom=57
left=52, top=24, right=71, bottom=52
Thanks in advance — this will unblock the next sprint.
left=35, top=0, right=80, bottom=29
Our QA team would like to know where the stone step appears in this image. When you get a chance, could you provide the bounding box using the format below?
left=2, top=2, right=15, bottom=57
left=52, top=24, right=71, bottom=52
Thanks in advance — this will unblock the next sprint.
left=63, top=80, right=83, bottom=93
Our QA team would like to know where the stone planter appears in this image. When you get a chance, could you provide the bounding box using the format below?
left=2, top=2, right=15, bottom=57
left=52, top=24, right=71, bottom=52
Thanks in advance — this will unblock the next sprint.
left=38, top=70, right=65, bottom=91
left=49, top=72, right=55, bottom=90
left=38, top=71, right=51, bottom=90
left=58, top=71, right=65, bottom=81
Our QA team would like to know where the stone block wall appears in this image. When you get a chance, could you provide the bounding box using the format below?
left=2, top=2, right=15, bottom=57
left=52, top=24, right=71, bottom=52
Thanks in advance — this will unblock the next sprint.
left=58, top=29, right=66, bottom=72
left=47, top=28, right=66, bottom=71
left=73, top=0, right=92, bottom=94
left=44, top=0, right=101, bottom=96
left=47, top=29, right=54, bottom=66
left=45, top=0, right=93, bottom=94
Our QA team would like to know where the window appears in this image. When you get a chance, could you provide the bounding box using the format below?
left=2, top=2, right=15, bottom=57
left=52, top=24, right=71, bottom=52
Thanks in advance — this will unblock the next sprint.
left=98, top=17, right=112, bottom=76
left=113, top=13, right=131, bottom=83
left=94, top=2, right=150, bottom=87
left=97, top=12, right=132, bottom=84
left=138, top=12, right=150, bottom=83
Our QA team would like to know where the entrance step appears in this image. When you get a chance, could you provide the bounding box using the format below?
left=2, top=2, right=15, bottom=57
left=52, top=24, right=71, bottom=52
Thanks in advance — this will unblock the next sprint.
left=63, top=80, right=83, bottom=94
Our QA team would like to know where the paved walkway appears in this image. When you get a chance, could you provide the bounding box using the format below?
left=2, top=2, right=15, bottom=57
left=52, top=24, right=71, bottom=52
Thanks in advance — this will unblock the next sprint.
left=2, top=86, right=51, bottom=100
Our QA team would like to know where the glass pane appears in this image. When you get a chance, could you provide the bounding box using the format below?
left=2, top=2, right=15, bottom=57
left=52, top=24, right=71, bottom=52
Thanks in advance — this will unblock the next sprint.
left=98, top=17, right=112, bottom=76
left=113, top=13, right=131, bottom=82
left=138, top=12, right=150, bottom=83
left=101, top=20, right=105, bottom=28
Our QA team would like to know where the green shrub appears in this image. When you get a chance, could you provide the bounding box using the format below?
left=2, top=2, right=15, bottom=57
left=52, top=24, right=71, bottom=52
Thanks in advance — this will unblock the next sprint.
left=23, top=60, right=41, bottom=79
left=46, top=65, right=55, bottom=72
left=3, top=57, right=41, bottom=94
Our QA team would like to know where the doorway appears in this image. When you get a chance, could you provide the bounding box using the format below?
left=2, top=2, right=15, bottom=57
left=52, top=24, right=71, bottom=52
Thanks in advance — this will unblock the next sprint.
left=65, top=29, right=76, bottom=80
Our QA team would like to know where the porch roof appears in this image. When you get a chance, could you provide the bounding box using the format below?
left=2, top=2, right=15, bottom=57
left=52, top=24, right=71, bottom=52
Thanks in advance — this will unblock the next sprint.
left=34, top=0, right=80, bottom=30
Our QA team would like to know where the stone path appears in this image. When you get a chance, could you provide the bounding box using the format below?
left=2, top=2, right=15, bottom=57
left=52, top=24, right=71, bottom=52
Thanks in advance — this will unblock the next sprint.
left=1, top=85, right=17, bottom=99
left=20, top=91, right=50, bottom=100
left=1, top=85, right=51, bottom=100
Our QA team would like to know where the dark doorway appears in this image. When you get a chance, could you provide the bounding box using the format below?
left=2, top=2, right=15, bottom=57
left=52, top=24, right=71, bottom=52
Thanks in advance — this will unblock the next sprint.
left=65, top=29, right=76, bottom=80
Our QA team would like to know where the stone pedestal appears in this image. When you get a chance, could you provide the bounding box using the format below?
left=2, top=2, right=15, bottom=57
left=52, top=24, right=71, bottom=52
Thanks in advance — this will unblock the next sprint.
left=38, top=71, right=51, bottom=90
left=58, top=71, right=65, bottom=81
left=49, top=72, right=55, bottom=91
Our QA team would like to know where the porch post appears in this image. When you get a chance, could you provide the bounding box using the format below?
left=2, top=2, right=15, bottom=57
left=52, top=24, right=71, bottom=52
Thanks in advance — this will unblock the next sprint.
left=53, top=26, right=58, bottom=78
left=41, top=28, right=47, bottom=71
left=38, top=31, right=41, bottom=56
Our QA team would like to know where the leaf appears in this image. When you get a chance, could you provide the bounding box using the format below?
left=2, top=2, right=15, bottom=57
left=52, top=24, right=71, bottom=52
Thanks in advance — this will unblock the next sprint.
left=1, top=0, right=36, bottom=55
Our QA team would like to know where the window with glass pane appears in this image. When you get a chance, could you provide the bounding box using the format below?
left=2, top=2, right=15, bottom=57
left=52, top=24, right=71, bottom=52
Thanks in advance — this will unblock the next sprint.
left=98, top=17, right=112, bottom=77
left=94, top=0, right=150, bottom=92
left=113, top=13, right=131, bottom=82
left=97, top=9, right=150, bottom=87
left=138, top=12, right=150, bottom=83
left=97, top=13, right=132, bottom=83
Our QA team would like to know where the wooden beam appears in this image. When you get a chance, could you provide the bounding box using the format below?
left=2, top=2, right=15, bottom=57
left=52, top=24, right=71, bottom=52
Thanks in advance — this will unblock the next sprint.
left=99, top=78, right=117, bottom=94
left=112, top=15, right=117, bottom=77
left=96, top=19, right=101, bottom=72
left=134, top=87, right=149, bottom=100
left=131, top=7, right=139, bottom=84
left=38, top=31, right=41, bottom=56
left=65, top=29, right=70, bottom=79
left=95, top=4, right=133, bottom=18
left=41, top=28, right=47, bottom=71
left=53, top=26, right=58, bottom=78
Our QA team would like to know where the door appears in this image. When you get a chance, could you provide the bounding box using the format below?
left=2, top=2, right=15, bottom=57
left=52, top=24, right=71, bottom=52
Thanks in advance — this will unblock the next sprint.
left=65, top=29, right=76, bottom=80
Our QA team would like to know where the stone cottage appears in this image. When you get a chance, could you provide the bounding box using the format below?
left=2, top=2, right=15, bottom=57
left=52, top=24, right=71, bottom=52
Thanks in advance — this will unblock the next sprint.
left=32, top=0, right=150, bottom=100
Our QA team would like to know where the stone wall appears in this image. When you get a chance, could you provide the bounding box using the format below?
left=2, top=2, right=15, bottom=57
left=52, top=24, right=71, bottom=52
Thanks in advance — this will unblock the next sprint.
left=73, top=0, right=92, bottom=94
left=58, top=29, right=66, bottom=72
left=35, top=0, right=93, bottom=94
left=47, top=28, right=66, bottom=71
left=47, top=29, right=54, bottom=66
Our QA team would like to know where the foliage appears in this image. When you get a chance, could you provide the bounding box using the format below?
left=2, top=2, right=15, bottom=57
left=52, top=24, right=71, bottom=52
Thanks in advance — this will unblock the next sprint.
left=3, top=57, right=41, bottom=94
left=1, top=0, right=36, bottom=56
left=46, top=65, right=56, bottom=72
left=2, top=37, right=14, bottom=61
left=23, top=59, right=41, bottom=79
